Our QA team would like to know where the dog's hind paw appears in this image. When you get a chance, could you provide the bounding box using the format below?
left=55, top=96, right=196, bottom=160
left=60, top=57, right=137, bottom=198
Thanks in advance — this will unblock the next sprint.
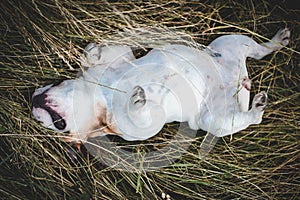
left=252, top=91, right=268, bottom=111
left=272, top=28, right=290, bottom=47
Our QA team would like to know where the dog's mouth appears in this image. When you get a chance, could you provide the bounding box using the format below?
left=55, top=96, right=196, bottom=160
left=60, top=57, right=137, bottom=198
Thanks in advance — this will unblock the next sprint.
left=32, top=90, right=66, bottom=130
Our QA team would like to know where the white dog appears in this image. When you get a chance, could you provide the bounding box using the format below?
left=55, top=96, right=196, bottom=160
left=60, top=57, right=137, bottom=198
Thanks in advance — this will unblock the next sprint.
left=32, top=28, right=290, bottom=144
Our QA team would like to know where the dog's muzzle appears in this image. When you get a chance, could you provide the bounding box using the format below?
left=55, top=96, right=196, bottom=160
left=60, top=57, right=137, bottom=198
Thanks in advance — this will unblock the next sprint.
left=32, top=91, right=66, bottom=130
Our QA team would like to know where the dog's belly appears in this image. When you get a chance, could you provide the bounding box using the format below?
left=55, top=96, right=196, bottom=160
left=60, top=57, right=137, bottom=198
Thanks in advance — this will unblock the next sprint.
left=107, top=45, right=230, bottom=131
left=83, top=44, right=244, bottom=140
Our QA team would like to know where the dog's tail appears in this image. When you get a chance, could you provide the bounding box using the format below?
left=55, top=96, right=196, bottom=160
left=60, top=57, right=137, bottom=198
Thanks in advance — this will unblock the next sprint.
left=199, top=132, right=219, bottom=159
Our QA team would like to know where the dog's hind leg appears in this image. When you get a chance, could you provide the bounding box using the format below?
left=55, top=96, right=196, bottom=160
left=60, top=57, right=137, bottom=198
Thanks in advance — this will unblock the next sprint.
left=199, top=91, right=268, bottom=137
left=247, top=28, right=290, bottom=60
left=208, top=28, right=290, bottom=62
left=198, top=90, right=264, bottom=158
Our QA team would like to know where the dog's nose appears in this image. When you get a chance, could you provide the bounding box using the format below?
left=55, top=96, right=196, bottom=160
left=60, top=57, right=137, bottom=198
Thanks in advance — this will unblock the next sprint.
left=32, top=92, right=47, bottom=108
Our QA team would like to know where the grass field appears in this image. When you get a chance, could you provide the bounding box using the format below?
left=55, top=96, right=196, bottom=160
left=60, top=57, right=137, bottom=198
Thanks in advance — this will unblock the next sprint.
left=0, top=0, right=299, bottom=199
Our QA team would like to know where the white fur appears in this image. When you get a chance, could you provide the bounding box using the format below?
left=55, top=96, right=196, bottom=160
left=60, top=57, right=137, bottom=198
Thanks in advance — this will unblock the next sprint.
left=32, top=28, right=290, bottom=143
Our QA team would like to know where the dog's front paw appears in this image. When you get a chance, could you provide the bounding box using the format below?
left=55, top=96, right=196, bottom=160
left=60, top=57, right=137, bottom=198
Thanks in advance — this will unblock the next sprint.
left=81, top=43, right=102, bottom=67
left=252, top=91, right=268, bottom=111
left=130, top=86, right=146, bottom=108
left=272, top=28, right=290, bottom=47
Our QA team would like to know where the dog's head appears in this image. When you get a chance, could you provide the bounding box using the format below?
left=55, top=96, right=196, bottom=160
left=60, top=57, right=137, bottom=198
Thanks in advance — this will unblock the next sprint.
left=32, top=78, right=116, bottom=142
left=31, top=44, right=138, bottom=142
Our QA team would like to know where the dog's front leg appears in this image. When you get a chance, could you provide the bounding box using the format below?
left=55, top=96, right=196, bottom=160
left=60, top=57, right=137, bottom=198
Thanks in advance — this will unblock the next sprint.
left=80, top=44, right=136, bottom=69
left=113, top=85, right=166, bottom=141
left=127, top=86, right=165, bottom=129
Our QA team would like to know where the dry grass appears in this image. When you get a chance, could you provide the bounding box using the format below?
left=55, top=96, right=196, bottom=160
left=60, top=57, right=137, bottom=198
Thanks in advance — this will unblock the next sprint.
left=0, top=0, right=299, bottom=199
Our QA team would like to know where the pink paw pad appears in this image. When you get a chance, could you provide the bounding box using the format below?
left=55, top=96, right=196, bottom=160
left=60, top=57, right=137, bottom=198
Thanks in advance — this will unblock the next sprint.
left=241, top=77, right=252, bottom=91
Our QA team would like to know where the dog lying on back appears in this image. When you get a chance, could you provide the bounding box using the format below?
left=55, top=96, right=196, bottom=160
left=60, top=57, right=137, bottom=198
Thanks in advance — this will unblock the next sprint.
left=32, top=28, right=290, bottom=143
